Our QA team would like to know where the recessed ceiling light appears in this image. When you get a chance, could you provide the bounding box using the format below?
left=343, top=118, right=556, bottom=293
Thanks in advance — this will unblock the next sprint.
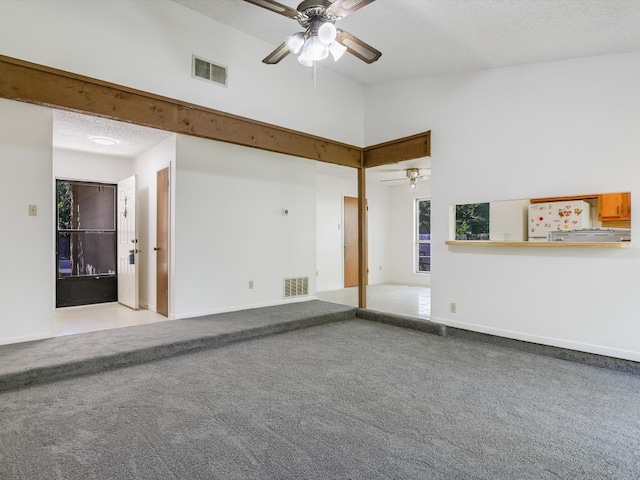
left=91, top=136, right=118, bottom=146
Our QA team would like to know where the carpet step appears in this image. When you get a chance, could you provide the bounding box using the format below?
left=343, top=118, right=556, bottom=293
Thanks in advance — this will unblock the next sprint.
left=0, top=301, right=357, bottom=392
left=356, top=309, right=445, bottom=336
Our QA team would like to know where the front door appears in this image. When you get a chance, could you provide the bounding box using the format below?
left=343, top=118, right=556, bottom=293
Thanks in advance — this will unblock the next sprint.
left=117, top=175, right=139, bottom=310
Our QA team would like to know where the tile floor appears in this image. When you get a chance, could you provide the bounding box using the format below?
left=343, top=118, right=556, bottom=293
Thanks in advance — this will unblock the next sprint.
left=54, top=284, right=431, bottom=337
left=54, top=303, right=170, bottom=337
left=317, top=284, right=431, bottom=319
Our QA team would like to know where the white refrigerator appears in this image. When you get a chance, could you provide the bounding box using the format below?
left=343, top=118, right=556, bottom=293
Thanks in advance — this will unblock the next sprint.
left=528, top=201, right=591, bottom=241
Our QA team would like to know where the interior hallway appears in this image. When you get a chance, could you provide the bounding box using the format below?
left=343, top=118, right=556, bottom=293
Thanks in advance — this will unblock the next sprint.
left=54, top=284, right=431, bottom=337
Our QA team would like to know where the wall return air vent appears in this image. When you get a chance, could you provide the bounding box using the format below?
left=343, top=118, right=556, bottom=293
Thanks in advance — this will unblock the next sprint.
left=284, top=277, right=309, bottom=298
left=192, top=55, right=227, bottom=87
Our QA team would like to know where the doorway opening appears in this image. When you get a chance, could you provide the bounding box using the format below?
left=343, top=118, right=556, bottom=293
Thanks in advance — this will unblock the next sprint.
left=52, top=109, right=175, bottom=335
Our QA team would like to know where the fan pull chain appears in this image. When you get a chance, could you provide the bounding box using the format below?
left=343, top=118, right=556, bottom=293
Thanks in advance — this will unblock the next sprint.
left=313, top=62, right=318, bottom=118
left=313, top=62, right=317, bottom=93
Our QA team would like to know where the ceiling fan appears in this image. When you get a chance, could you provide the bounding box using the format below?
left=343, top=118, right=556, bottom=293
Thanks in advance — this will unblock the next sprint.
left=380, top=168, right=430, bottom=189
left=244, top=0, right=381, bottom=67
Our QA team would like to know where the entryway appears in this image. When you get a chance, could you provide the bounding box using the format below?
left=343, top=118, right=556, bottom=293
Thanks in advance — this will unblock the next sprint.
left=53, top=109, right=174, bottom=334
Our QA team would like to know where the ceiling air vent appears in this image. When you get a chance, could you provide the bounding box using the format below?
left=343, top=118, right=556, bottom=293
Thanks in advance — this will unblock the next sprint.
left=284, top=277, right=309, bottom=298
left=192, top=55, right=227, bottom=87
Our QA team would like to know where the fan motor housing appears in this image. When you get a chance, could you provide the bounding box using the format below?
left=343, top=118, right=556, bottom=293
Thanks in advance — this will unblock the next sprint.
left=296, top=0, right=336, bottom=27
left=297, top=0, right=332, bottom=12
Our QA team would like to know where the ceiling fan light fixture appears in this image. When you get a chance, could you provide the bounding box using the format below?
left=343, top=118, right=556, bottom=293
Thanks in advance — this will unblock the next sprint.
left=245, top=0, right=381, bottom=67
left=406, top=168, right=420, bottom=188
left=303, top=35, right=329, bottom=61
left=286, top=32, right=305, bottom=54
left=298, top=52, right=314, bottom=67
left=317, top=22, right=336, bottom=45
left=329, top=41, right=347, bottom=61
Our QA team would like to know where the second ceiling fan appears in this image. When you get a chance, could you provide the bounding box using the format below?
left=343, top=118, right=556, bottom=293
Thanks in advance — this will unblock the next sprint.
left=244, top=0, right=381, bottom=66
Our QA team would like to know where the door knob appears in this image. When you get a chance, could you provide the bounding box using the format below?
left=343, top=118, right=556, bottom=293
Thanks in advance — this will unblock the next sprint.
left=154, top=247, right=160, bottom=251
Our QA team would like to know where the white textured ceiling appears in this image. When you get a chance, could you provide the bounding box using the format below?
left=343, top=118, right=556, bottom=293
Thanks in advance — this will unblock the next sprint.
left=174, top=0, right=640, bottom=85
left=53, top=110, right=172, bottom=159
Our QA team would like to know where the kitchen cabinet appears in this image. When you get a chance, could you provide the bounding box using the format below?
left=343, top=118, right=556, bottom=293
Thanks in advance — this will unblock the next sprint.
left=598, top=192, right=630, bottom=221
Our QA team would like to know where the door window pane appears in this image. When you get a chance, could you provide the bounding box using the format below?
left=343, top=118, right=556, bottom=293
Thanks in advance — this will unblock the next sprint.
left=57, top=232, right=116, bottom=277
left=58, top=182, right=115, bottom=231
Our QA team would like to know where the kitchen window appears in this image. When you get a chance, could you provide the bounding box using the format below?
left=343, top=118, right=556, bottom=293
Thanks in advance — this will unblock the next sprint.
left=455, top=202, right=490, bottom=240
left=416, top=198, right=431, bottom=273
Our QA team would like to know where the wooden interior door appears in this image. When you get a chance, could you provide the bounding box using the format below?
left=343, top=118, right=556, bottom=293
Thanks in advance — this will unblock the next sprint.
left=156, top=167, right=170, bottom=317
left=343, top=196, right=359, bottom=287
left=117, top=175, right=139, bottom=310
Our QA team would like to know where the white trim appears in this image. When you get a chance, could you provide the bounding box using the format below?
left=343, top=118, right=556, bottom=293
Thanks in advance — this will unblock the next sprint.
left=172, top=296, right=320, bottom=320
left=0, top=331, right=54, bottom=346
left=432, top=316, right=640, bottom=362
left=317, top=284, right=345, bottom=292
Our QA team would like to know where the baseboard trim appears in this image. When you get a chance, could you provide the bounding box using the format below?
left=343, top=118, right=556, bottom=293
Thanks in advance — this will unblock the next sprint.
left=0, top=331, right=53, bottom=346
left=172, top=296, right=319, bottom=320
left=316, top=285, right=345, bottom=292
left=431, top=316, right=640, bottom=374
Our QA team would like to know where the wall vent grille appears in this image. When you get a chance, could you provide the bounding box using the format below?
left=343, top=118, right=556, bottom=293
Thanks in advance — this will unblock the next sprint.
left=284, top=277, right=309, bottom=298
left=192, top=55, right=227, bottom=87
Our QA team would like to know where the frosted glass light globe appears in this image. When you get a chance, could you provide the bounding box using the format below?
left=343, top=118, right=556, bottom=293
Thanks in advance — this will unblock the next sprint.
left=317, top=22, right=337, bottom=45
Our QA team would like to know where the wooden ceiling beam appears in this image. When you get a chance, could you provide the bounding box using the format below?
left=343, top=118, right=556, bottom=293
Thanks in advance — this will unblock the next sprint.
left=362, top=131, right=431, bottom=168
left=0, top=54, right=362, bottom=168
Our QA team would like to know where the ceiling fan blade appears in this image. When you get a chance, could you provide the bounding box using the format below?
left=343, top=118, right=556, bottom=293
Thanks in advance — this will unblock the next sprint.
left=262, top=42, right=291, bottom=64
left=244, top=0, right=300, bottom=19
left=336, top=29, right=381, bottom=64
left=327, top=0, right=375, bottom=19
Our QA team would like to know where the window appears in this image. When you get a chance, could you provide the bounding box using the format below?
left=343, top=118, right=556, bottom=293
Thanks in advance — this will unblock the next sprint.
left=416, top=198, right=431, bottom=273
left=455, top=203, right=490, bottom=240
left=57, top=181, right=117, bottom=278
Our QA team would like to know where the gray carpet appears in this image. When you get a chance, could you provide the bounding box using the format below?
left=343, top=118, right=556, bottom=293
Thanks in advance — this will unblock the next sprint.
left=1, top=319, right=638, bottom=479
left=0, top=301, right=356, bottom=392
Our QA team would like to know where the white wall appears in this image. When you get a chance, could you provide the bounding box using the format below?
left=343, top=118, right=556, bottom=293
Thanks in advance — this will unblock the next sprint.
left=366, top=180, right=391, bottom=286
left=386, top=182, right=432, bottom=287
left=0, top=99, right=54, bottom=344
left=315, top=172, right=390, bottom=291
left=133, top=135, right=176, bottom=313
left=365, top=52, right=640, bottom=361
left=315, top=172, right=355, bottom=291
left=173, top=135, right=317, bottom=319
left=53, top=149, right=133, bottom=184
left=0, top=0, right=364, bottom=147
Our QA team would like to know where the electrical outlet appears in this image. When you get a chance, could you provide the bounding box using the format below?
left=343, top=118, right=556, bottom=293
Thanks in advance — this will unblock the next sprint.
left=450, top=302, right=457, bottom=313
left=248, top=281, right=254, bottom=289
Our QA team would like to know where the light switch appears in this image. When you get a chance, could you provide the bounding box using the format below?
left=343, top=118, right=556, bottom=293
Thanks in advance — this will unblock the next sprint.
left=28, top=204, right=37, bottom=216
